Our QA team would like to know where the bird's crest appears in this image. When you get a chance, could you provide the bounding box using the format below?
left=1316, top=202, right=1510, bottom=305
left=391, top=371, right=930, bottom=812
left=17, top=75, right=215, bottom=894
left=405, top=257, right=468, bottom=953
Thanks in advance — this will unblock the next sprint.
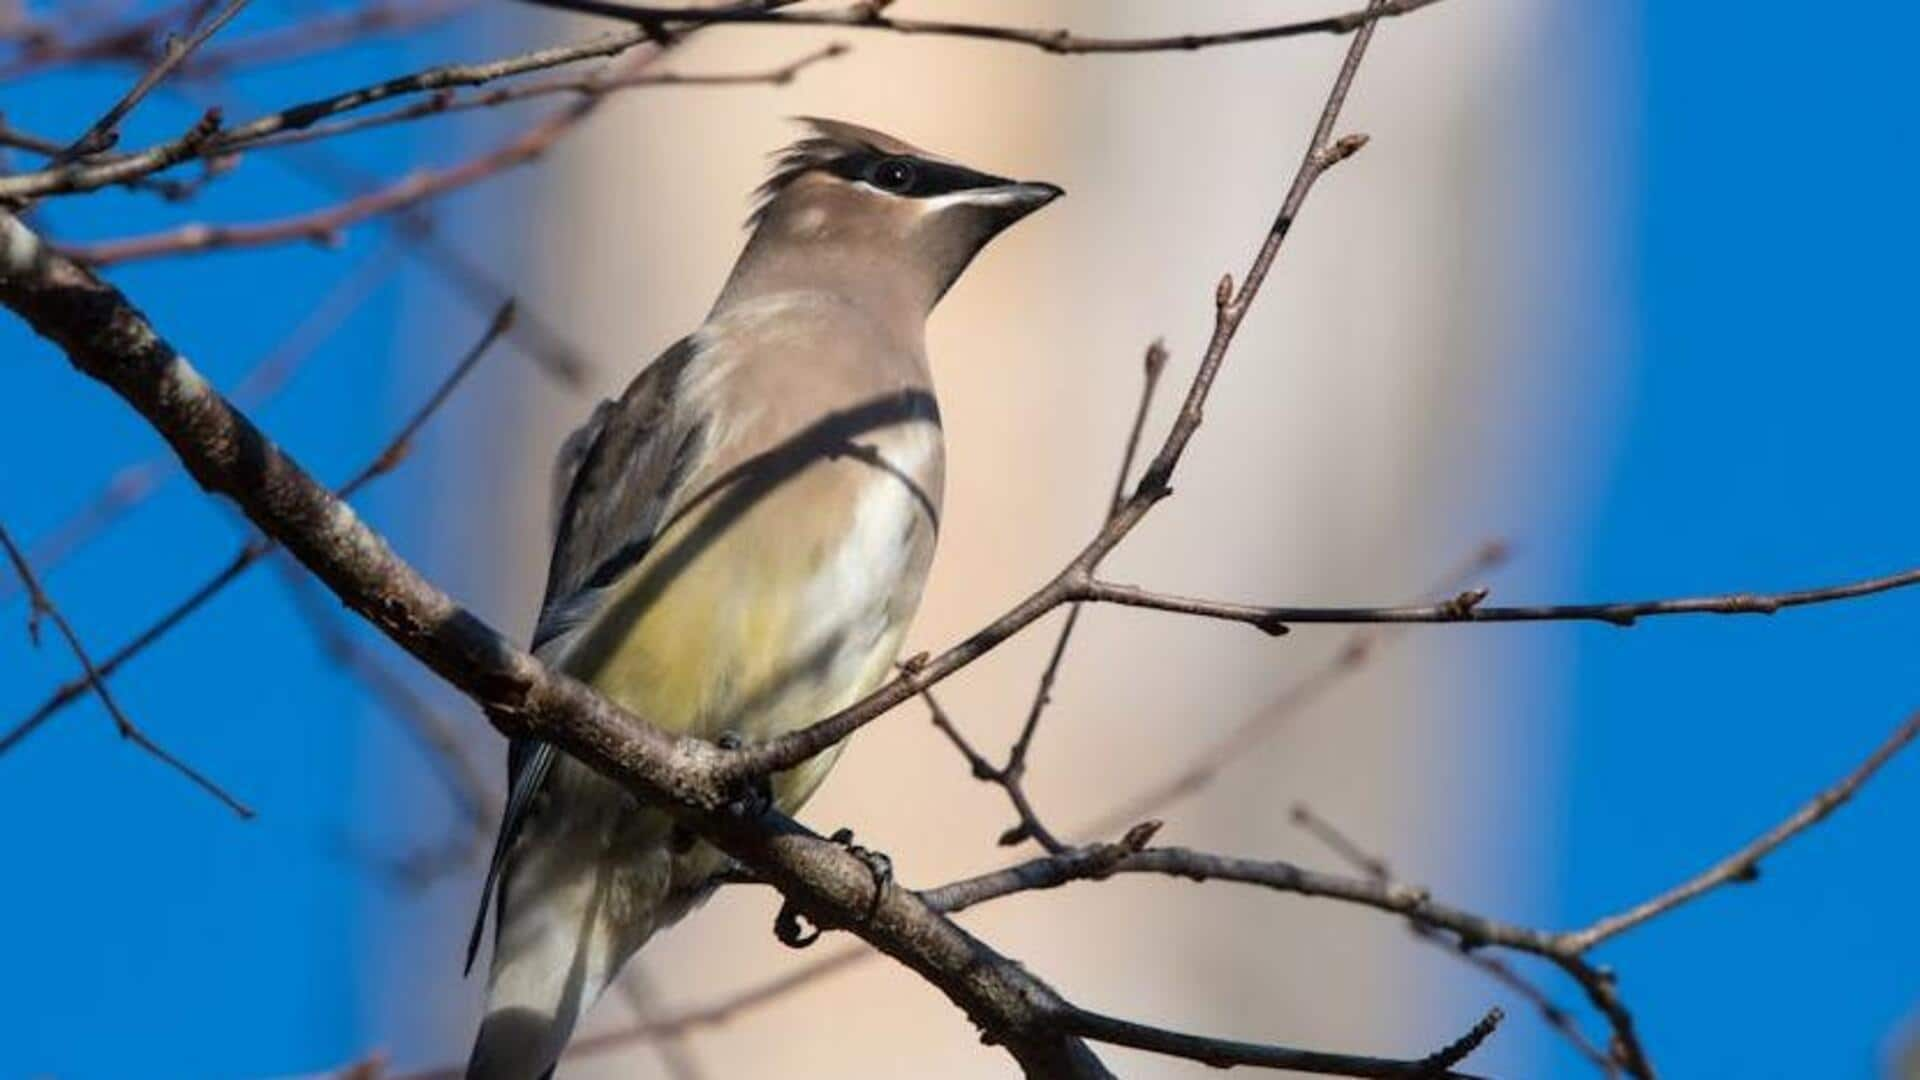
left=749, top=117, right=940, bottom=226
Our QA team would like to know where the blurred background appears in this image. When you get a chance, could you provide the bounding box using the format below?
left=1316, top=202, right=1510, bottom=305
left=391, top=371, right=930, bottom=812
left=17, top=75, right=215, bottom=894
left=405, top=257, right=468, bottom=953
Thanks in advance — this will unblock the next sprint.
left=2, top=2, right=1917, bottom=1078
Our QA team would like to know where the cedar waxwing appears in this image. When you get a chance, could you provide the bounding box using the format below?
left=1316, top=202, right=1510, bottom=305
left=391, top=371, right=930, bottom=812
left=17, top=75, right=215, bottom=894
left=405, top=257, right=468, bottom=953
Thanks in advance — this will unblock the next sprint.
left=465, top=118, right=1062, bottom=1080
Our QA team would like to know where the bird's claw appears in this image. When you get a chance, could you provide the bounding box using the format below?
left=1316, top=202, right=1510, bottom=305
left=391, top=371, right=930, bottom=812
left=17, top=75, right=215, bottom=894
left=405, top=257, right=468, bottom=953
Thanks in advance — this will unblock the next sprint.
left=774, top=898, right=822, bottom=948
left=770, top=827, right=892, bottom=950
left=829, top=826, right=892, bottom=925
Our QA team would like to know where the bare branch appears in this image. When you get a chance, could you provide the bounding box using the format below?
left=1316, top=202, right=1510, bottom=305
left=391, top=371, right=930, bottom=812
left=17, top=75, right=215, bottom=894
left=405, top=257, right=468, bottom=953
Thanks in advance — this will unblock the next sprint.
left=179, top=99, right=593, bottom=386
left=725, top=0, right=1393, bottom=787
left=0, top=5, right=1492, bottom=1070
left=239, top=42, right=849, bottom=155
left=519, top=0, right=1444, bottom=56
left=67, top=89, right=611, bottom=264
left=0, top=521, right=253, bottom=817
left=55, top=0, right=251, bottom=160
left=182, top=0, right=472, bottom=77
left=1064, top=1005, right=1500, bottom=1079
left=59, top=43, right=841, bottom=265
left=1000, top=341, right=1169, bottom=846
left=0, top=27, right=661, bottom=200
left=1556, top=709, right=1920, bottom=954
left=0, top=2, right=196, bottom=80
left=275, top=557, right=497, bottom=832
left=0, top=296, right=515, bottom=758
left=1076, top=567, right=1920, bottom=631
left=1290, top=804, right=1617, bottom=1075
left=1074, top=541, right=1509, bottom=840
left=0, top=202, right=1116, bottom=1080
left=0, top=245, right=402, bottom=601
left=921, top=342, right=1172, bottom=852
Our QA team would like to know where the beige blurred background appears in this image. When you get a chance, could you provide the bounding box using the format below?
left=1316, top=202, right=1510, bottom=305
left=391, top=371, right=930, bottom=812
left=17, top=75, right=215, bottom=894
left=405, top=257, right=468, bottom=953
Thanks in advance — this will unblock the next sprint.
left=379, top=2, right=1589, bottom=1075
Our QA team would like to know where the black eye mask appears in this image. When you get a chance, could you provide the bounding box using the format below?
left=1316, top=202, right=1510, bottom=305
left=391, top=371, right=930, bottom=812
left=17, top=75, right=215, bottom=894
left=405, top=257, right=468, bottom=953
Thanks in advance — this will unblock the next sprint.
left=824, top=151, right=1014, bottom=199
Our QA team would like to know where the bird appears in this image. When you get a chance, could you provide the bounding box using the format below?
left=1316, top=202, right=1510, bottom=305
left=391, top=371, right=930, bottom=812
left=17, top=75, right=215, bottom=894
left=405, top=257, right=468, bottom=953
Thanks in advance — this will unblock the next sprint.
left=464, top=117, right=1062, bottom=1080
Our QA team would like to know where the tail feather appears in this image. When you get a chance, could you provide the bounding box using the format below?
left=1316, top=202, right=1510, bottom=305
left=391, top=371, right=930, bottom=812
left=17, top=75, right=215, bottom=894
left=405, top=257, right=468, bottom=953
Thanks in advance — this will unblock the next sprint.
left=466, top=840, right=672, bottom=1080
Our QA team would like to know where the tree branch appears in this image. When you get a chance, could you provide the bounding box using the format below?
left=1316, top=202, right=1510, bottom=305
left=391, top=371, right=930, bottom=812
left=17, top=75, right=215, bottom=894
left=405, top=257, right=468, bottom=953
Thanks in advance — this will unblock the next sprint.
left=0, top=289, right=512, bottom=758
left=723, top=0, right=1390, bottom=789
left=1072, top=541, right=1509, bottom=841
left=1076, top=568, right=1920, bottom=630
left=0, top=244, right=402, bottom=601
left=1554, top=709, right=1920, bottom=954
left=54, top=0, right=251, bottom=160
left=518, top=0, right=1444, bottom=56
left=0, top=5, right=1499, bottom=1071
left=0, top=206, right=1115, bottom=1079
left=58, top=42, right=842, bottom=265
left=0, top=520, right=252, bottom=817
left=1064, top=1005, right=1500, bottom=1079
left=1290, top=804, right=1617, bottom=1075
left=0, top=27, right=661, bottom=199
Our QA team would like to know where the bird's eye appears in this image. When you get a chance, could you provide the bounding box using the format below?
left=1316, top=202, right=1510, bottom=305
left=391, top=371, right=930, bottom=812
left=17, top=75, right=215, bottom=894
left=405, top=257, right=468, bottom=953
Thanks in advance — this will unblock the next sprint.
left=869, top=157, right=918, bottom=194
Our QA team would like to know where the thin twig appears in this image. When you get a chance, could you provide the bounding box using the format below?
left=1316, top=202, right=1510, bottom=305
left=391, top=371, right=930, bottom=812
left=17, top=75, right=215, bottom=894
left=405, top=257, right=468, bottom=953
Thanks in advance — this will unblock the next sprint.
left=0, top=522, right=253, bottom=817
left=1555, top=709, right=1920, bottom=954
left=0, top=4, right=1468, bottom=1071
left=519, top=0, right=1443, bottom=56
left=1290, top=804, right=1616, bottom=1075
left=1, top=244, right=402, bottom=602
left=0, top=2, right=198, bottom=80
left=275, top=556, right=497, bottom=831
left=1077, top=566, right=1920, bottom=632
left=61, top=42, right=838, bottom=265
left=1073, top=541, right=1510, bottom=841
left=170, top=82, right=593, bottom=387
left=55, top=0, right=251, bottom=160
left=182, top=0, right=472, bottom=77
left=995, top=341, right=1170, bottom=850
left=67, top=90, right=608, bottom=264
left=0, top=26, right=662, bottom=199
left=1, top=300, right=518, bottom=757
left=723, top=0, right=1392, bottom=788
left=239, top=42, right=848, bottom=155
left=933, top=836, right=1649, bottom=1076
left=923, top=343, right=1172, bottom=852
left=1063, top=1005, right=1498, bottom=1078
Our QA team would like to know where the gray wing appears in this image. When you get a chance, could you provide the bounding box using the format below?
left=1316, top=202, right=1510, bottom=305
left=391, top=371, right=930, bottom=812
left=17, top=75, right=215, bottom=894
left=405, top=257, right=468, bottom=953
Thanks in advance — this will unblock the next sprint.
left=466, top=337, right=705, bottom=974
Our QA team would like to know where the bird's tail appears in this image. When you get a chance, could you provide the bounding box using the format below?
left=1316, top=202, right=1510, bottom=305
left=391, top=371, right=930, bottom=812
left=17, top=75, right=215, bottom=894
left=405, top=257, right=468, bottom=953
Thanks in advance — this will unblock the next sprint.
left=466, top=842, right=674, bottom=1080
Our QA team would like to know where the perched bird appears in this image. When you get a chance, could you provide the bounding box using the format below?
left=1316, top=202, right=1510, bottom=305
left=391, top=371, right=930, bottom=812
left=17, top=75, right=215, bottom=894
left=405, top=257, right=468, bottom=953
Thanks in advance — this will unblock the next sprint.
left=465, top=118, right=1062, bottom=1080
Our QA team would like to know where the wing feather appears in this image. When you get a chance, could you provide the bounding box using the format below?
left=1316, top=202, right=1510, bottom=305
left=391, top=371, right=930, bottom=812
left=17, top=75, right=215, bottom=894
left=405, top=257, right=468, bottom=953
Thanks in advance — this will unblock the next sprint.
left=466, top=337, right=705, bottom=974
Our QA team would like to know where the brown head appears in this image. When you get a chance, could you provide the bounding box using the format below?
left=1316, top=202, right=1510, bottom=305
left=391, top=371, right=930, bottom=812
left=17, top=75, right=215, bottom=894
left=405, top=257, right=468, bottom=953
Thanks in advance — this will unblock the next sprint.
left=715, top=118, right=1062, bottom=319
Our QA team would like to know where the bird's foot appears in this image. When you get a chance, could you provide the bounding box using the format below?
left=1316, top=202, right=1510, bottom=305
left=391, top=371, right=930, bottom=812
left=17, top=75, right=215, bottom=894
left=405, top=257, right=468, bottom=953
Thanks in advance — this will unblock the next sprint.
left=771, top=827, right=893, bottom=950
left=828, top=826, right=894, bottom=909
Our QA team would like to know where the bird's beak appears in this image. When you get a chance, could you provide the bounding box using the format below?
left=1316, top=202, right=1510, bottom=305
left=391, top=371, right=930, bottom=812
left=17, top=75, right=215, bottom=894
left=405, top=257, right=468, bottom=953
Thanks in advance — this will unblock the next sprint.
left=993, top=181, right=1065, bottom=216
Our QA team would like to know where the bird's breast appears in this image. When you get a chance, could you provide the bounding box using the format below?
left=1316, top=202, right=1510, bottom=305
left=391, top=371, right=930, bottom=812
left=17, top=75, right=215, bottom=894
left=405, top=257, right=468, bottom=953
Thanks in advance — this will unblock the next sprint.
left=566, top=409, right=942, bottom=810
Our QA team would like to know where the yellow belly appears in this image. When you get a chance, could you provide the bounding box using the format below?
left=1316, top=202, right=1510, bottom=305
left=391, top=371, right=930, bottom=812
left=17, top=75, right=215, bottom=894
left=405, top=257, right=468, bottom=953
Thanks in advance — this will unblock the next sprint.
left=558, top=462, right=925, bottom=813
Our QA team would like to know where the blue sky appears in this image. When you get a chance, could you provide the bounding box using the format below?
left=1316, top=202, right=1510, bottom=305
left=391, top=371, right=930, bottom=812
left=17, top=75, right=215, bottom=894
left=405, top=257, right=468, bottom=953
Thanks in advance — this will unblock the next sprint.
left=1554, top=3, right=1920, bottom=1076
left=1, top=3, right=1916, bottom=1078
left=0, top=11, right=460, bottom=1077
